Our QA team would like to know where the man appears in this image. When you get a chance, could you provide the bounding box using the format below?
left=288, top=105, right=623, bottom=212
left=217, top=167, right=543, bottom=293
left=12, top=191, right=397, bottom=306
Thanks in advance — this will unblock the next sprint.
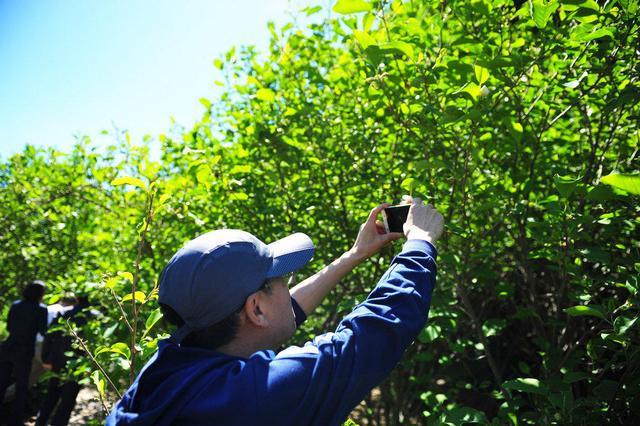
left=37, top=295, right=92, bottom=426
left=0, top=280, right=49, bottom=426
left=107, top=197, right=443, bottom=425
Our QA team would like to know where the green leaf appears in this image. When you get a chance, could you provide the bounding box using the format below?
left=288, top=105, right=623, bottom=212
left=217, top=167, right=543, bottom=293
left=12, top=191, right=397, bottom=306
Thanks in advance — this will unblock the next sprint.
left=229, top=192, right=249, bottom=201
left=111, top=176, right=147, bottom=190
left=104, top=277, right=118, bottom=289
left=302, top=5, right=323, bottom=15
left=143, top=308, right=163, bottom=339
left=564, top=305, right=605, bottom=320
left=572, top=24, right=613, bottom=41
left=199, top=98, right=212, bottom=109
left=462, top=83, right=483, bottom=100
left=530, top=1, right=559, bottom=28
left=511, top=121, right=524, bottom=141
left=483, top=319, right=507, bottom=337
left=503, top=378, right=548, bottom=395
left=617, top=0, right=638, bottom=14
left=158, top=193, right=171, bottom=205
left=229, top=164, right=252, bottom=174
left=362, top=45, right=383, bottom=67
left=581, top=27, right=613, bottom=41
left=94, top=346, right=111, bottom=356
left=91, top=371, right=106, bottom=399
left=353, top=30, right=376, bottom=49
left=418, top=324, right=441, bottom=343
left=554, top=174, right=580, bottom=198
left=110, top=342, right=131, bottom=359
left=600, top=172, right=640, bottom=195
left=474, top=64, right=489, bottom=85
left=256, top=88, right=276, bottom=102
left=117, top=271, right=133, bottom=282
left=442, top=407, right=487, bottom=424
left=614, top=316, right=637, bottom=335
left=401, top=177, right=416, bottom=193
left=333, top=0, right=372, bottom=15
left=195, top=164, right=211, bottom=185
left=379, top=41, right=414, bottom=59
left=561, top=0, right=599, bottom=12
left=623, top=277, right=638, bottom=296
left=122, top=291, right=146, bottom=304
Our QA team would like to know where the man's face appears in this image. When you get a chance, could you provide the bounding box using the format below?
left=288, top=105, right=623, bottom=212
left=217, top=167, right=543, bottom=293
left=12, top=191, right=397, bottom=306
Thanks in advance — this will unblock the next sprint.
left=261, top=276, right=297, bottom=348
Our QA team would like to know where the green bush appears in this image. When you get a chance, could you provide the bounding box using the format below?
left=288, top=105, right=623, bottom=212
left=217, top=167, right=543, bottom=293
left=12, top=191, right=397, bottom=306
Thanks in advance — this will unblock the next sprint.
left=0, top=0, right=638, bottom=424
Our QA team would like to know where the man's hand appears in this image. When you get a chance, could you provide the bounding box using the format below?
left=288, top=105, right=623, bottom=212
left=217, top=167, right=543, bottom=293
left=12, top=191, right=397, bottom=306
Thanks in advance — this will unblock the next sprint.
left=350, top=203, right=404, bottom=260
left=403, top=197, right=444, bottom=244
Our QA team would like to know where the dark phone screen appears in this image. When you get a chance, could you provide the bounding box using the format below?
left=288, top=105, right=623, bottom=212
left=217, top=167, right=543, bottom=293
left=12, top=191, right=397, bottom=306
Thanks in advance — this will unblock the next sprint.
left=384, top=205, right=410, bottom=233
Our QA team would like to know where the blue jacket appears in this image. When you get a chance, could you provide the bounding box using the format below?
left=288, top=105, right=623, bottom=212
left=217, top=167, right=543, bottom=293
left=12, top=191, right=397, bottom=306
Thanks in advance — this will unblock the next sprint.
left=107, top=239, right=437, bottom=426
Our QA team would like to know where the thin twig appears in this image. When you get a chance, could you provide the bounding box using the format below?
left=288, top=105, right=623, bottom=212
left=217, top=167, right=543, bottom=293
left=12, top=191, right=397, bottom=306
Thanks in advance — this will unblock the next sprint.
left=65, top=319, right=123, bottom=399
left=109, top=287, right=134, bottom=333
left=130, top=189, right=155, bottom=385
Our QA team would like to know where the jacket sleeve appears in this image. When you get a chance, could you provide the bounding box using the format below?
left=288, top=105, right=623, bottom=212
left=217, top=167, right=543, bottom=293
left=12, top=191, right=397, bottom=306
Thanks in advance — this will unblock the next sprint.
left=38, top=305, right=48, bottom=336
left=290, top=297, right=307, bottom=328
left=254, top=239, right=437, bottom=425
left=6, top=303, right=17, bottom=334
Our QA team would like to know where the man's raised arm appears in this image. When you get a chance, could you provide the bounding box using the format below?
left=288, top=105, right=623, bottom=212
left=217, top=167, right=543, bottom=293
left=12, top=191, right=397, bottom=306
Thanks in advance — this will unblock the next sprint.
left=289, top=202, right=404, bottom=316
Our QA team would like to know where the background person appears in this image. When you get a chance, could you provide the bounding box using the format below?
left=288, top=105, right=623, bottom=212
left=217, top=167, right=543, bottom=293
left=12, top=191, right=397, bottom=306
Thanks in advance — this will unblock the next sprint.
left=108, top=197, right=443, bottom=425
left=0, top=280, right=48, bottom=426
left=36, top=295, right=92, bottom=426
left=27, top=295, right=78, bottom=391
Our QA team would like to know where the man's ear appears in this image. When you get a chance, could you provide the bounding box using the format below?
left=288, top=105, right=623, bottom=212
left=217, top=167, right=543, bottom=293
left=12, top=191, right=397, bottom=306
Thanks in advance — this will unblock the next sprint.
left=243, top=292, right=269, bottom=327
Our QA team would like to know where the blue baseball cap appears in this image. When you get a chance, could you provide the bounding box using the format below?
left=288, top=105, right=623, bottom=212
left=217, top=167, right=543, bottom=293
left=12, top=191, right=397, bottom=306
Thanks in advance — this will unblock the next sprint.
left=158, top=229, right=314, bottom=343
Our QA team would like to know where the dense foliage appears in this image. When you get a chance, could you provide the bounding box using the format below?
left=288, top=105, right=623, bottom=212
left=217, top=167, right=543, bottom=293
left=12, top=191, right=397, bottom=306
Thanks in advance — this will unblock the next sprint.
left=1, top=0, right=638, bottom=424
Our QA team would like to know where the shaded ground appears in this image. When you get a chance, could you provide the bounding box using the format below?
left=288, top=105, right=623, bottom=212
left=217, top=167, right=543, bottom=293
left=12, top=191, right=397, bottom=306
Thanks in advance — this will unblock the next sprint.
left=25, top=387, right=104, bottom=425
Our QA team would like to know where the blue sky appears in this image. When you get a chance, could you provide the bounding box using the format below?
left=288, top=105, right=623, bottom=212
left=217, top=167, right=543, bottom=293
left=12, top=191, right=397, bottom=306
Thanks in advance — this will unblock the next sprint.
left=0, top=0, right=326, bottom=159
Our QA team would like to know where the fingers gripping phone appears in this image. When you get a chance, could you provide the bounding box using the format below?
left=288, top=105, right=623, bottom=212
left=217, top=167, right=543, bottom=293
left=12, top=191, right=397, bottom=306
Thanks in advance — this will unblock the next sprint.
left=382, top=204, right=410, bottom=233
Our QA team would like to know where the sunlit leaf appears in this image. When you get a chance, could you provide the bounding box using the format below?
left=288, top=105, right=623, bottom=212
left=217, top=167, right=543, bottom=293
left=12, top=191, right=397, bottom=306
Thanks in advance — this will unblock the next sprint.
left=554, top=174, right=581, bottom=198
left=530, top=1, right=559, bottom=28
left=143, top=308, right=163, bottom=339
left=379, top=41, right=414, bottom=59
left=474, top=64, right=489, bottom=85
left=104, top=277, right=119, bottom=289
left=333, top=0, right=372, bottom=15
left=256, top=88, right=276, bottom=102
left=503, top=378, right=548, bottom=395
left=564, top=305, right=605, bottom=320
left=122, top=291, right=146, bottom=304
left=91, top=371, right=106, bottom=399
left=353, top=30, right=376, bottom=49
left=111, top=176, right=147, bottom=190
left=614, top=316, right=637, bottom=335
left=110, top=342, right=131, bottom=359
left=117, top=271, right=133, bottom=282
left=600, top=172, right=640, bottom=195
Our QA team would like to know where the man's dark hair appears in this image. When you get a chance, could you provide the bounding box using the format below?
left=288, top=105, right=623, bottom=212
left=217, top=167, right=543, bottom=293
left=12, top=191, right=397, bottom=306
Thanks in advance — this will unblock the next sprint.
left=159, top=303, right=242, bottom=350
left=76, top=294, right=90, bottom=308
left=60, top=295, right=78, bottom=306
left=158, top=279, right=273, bottom=350
left=22, top=280, right=46, bottom=303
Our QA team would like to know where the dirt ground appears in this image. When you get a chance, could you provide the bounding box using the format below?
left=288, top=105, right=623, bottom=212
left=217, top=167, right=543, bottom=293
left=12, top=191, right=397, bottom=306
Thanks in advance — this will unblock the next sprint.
left=21, top=387, right=104, bottom=426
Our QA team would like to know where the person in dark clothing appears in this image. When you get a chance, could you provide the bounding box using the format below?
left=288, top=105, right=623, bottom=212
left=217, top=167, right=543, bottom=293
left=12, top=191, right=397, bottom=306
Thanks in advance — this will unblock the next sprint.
left=36, top=296, right=92, bottom=426
left=0, top=280, right=48, bottom=426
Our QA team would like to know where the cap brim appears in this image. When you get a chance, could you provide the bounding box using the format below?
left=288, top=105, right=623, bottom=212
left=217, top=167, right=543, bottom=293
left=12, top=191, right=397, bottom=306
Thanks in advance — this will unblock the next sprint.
left=266, top=232, right=315, bottom=279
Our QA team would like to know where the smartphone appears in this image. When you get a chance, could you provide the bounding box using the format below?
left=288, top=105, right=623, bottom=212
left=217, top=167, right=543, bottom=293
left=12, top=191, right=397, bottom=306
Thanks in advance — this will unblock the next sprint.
left=382, top=204, right=410, bottom=233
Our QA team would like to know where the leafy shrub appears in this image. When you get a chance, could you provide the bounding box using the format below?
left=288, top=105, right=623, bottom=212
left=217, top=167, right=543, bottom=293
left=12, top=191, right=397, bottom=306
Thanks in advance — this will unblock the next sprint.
left=0, top=0, right=638, bottom=424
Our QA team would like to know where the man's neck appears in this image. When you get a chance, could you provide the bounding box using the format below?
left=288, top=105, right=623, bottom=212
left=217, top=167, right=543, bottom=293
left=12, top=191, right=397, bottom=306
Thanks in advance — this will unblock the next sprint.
left=216, top=330, right=275, bottom=359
